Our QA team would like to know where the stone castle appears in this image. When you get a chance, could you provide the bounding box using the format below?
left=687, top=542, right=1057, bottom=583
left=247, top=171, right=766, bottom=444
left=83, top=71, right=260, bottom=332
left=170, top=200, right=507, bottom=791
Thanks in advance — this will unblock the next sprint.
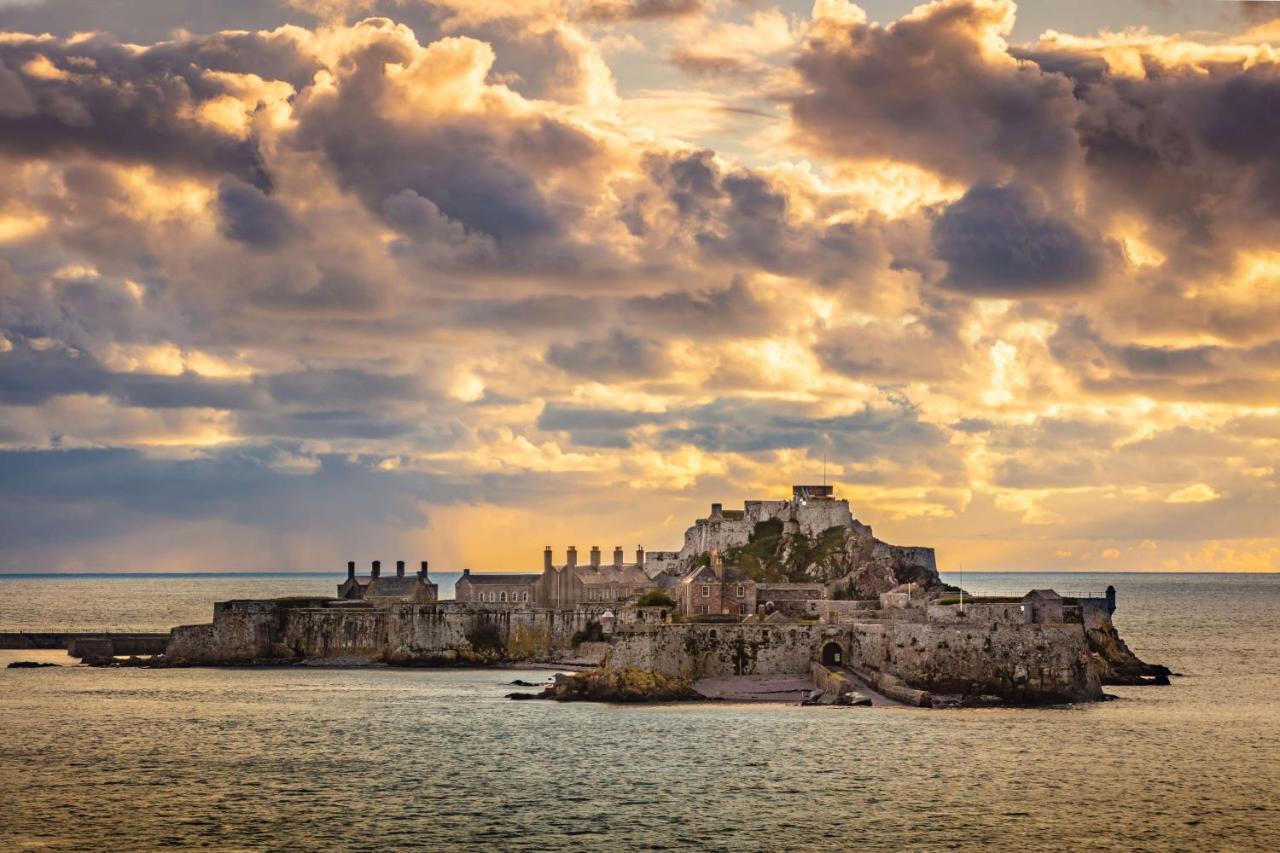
left=164, top=485, right=1169, bottom=706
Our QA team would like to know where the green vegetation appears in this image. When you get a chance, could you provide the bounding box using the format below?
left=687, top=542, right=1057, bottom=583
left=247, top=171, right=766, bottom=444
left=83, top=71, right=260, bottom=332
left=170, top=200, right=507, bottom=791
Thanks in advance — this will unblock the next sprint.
left=636, top=590, right=676, bottom=608
left=720, top=520, right=853, bottom=583
left=465, top=621, right=504, bottom=653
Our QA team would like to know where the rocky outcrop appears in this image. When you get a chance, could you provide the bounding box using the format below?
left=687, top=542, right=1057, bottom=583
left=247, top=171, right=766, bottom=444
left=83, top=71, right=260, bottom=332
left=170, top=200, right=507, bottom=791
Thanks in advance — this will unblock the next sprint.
left=1081, top=600, right=1171, bottom=685
left=542, top=668, right=699, bottom=703
left=716, top=520, right=941, bottom=596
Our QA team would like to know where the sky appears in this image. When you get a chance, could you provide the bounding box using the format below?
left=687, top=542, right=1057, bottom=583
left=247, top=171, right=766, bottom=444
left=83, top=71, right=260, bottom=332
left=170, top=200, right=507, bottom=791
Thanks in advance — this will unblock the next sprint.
left=0, top=0, right=1277, bottom=573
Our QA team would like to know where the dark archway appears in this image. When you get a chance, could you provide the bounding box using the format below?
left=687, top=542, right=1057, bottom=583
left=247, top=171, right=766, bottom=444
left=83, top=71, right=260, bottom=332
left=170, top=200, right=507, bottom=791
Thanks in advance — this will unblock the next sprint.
left=821, top=642, right=843, bottom=667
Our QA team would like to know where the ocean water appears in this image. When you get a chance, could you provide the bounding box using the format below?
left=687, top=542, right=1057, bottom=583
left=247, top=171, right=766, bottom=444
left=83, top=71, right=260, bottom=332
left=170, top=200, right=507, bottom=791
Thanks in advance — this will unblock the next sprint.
left=1, top=572, right=1278, bottom=851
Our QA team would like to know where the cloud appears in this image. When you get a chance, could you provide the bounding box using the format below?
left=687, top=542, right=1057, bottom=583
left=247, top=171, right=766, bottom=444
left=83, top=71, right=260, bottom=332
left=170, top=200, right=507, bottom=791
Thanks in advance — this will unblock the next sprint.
left=545, top=333, right=674, bottom=381
left=791, top=0, right=1080, bottom=185
left=931, top=183, right=1117, bottom=295
left=215, top=177, right=301, bottom=248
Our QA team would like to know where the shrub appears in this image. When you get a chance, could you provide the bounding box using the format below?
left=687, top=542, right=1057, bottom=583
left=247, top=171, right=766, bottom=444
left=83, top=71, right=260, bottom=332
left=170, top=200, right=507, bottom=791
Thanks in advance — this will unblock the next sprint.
left=637, top=590, right=676, bottom=608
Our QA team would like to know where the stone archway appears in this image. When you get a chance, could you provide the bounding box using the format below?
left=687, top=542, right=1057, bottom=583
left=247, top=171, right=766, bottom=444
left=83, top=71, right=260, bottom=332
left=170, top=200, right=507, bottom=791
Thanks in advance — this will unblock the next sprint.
left=821, top=641, right=844, bottom=667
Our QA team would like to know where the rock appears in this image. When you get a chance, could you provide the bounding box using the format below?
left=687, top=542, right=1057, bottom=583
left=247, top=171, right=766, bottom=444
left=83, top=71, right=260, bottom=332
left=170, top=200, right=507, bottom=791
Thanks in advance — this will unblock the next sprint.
left=7, top=661, right=59, bottom=668
left=509, top=679, right=540, bottom=687
left=505, top=691, right=546, bottom=700
left=546, top=668, right=698, bottom=703
left=841, top=691, right=873, bottom=707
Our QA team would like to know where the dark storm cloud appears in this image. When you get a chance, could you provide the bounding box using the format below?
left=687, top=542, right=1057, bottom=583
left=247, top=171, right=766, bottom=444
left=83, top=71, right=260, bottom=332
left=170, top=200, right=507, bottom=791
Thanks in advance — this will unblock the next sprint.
left=0, top=446, right=451, bottom=561
left=621, top=279, right=779, bottom=338
left=264, top=368, right=422, bottom=406
left=545, top=333, right=673, bottom=381
left=0, top=337, right=107, bottom=404
left=215, top=177, right=301, bottom=249
left=791, top=0, right=1080, bottom=184
left=931, top=183, right=1116, bottom=295
left=642, top=150, right=880, bottom=285
left=292, top=32, right=602, bottom=247
left=0, top=36, right=279, bottom=189
left=659, top=398, right=947, bottom=457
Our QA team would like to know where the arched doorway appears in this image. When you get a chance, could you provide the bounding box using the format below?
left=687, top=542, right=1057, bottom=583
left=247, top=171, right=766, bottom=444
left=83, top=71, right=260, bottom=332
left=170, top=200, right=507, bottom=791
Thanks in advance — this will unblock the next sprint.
left=821, top=641, right=843, bottom=667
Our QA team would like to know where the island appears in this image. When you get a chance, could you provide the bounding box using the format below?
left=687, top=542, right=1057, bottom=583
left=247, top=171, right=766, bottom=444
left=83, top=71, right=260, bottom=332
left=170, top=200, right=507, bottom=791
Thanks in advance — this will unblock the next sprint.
left=159, top=485, right=1169, bottom=707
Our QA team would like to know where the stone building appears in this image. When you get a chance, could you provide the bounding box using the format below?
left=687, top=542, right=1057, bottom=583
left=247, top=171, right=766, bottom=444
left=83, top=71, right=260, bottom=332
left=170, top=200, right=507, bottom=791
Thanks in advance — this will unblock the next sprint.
left=1022, top=589, right=1065, bottom=624
left=338, top=560, right=438, bottom=604
left=674, top=552, right=757, bottom=617
left=453, top=546, right=657, bottom=608
left=453, top=569, right=540, bottom=605
left=755, top=582, right=826, bottom=618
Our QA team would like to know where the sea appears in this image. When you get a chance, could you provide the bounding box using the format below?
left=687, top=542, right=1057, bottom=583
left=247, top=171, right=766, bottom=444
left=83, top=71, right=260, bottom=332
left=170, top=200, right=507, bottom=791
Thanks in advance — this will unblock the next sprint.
left=0, top=571, right=1277, bottom=851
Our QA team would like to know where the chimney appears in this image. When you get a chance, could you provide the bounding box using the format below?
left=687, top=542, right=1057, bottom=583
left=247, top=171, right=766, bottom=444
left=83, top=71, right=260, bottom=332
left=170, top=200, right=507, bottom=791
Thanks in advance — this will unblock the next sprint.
left=613, top=546, right=624, bottom=567
left=635, top=545, right=645, bottom=569
left=371, top=560, right=381, bottom=579
left=567, top=546, right=577, bottom=569
left=544, top=546, right=553, bottom=571
left=396, top=560, right=405, bottom=577
left=462, top=568, right=470, bottom=576
left=590, top=546, right=601, bottom=568
left=711, top=502, right=723, bottom=517
left=419, top=560, right=429, bottom=578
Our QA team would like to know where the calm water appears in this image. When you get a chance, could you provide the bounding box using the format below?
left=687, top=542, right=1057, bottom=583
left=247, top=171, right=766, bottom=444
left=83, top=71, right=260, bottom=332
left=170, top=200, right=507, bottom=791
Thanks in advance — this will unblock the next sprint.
left=1, top=572, right=1278, bottom=851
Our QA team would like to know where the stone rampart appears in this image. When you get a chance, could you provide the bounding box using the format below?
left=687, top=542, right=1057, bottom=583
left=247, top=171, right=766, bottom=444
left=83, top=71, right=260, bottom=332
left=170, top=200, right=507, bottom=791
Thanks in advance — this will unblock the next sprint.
left=604, top=623, right=815, bottom=678
left=845, top=620, right=1102, bottom=704
left=165, top=600, right=602, bottom=664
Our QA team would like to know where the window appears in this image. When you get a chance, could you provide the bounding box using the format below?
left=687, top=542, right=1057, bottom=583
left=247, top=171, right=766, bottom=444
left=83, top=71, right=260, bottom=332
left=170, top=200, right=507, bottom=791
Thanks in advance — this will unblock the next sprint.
left=701, top=585, right=710, bottom=597
left=500, top=591, right=507, bottom=602
left=736, top=585, right=744, bottom=598
left=522, top=592, right=528, bottom=602
left=738, top=603, right=747, bottom=615
left=699, top=604, right=709, bottom=615
left=489, top=592, right=496, bottom=603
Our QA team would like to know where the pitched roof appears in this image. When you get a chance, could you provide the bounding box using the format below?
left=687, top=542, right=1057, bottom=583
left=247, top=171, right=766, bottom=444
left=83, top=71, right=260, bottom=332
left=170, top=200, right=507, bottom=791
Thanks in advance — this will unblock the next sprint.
left=459, top=573, right=540, bottom=585
left=1023, top=589, right=1062, bottom=601
left=365, top=576, right=436, bottom=599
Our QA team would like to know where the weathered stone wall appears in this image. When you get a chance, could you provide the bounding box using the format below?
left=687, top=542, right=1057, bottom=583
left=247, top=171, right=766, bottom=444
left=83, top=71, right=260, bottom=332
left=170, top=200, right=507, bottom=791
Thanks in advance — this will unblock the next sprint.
left=845, top=621, right=1102, bottom=704
left=926, top=603, right=1025, bottom=625
left=165, top=600, right=602, bottom=664
left=604, top=623, right=815, bottom=678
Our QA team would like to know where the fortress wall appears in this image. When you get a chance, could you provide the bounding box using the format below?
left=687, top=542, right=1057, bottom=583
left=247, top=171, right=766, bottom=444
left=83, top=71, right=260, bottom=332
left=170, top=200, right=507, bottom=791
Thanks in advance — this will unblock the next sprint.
left=926, top=603, right=1025, bottom=625
left=792, top=501, right=855, bottom=537
left=166, top=601, right=602, bottom=664
left=846, top=621, right=1102, bottom=704
left=604, top=623, right=815, bottom=678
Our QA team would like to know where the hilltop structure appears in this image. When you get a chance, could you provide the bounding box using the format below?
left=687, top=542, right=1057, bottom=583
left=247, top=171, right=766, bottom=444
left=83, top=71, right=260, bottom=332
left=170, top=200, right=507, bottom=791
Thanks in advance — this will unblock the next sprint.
left=164, top=485, right=1170, bottom=706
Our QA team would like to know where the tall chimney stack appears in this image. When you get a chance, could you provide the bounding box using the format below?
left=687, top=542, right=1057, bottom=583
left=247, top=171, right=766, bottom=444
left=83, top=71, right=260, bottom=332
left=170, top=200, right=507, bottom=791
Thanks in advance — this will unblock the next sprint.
left=567, top=546, right=577, bottom=569
left=635, top=545, right=645, bottom=569
left=371, top=560, right=381, bottom=579
left=613, top=546, right=624, bottom=567
left=396, top=560, right=405, bottom=577
left=544, top=546, right=553, bottom=571
left=590, top=546, right=601, bottom=568
left=419, top=560, right=429, bottom=578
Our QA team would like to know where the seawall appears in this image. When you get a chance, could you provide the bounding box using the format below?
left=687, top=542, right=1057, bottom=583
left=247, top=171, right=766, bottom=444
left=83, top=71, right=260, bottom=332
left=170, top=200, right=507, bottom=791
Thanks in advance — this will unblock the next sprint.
left=165, top=600, right=602, bottom=665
